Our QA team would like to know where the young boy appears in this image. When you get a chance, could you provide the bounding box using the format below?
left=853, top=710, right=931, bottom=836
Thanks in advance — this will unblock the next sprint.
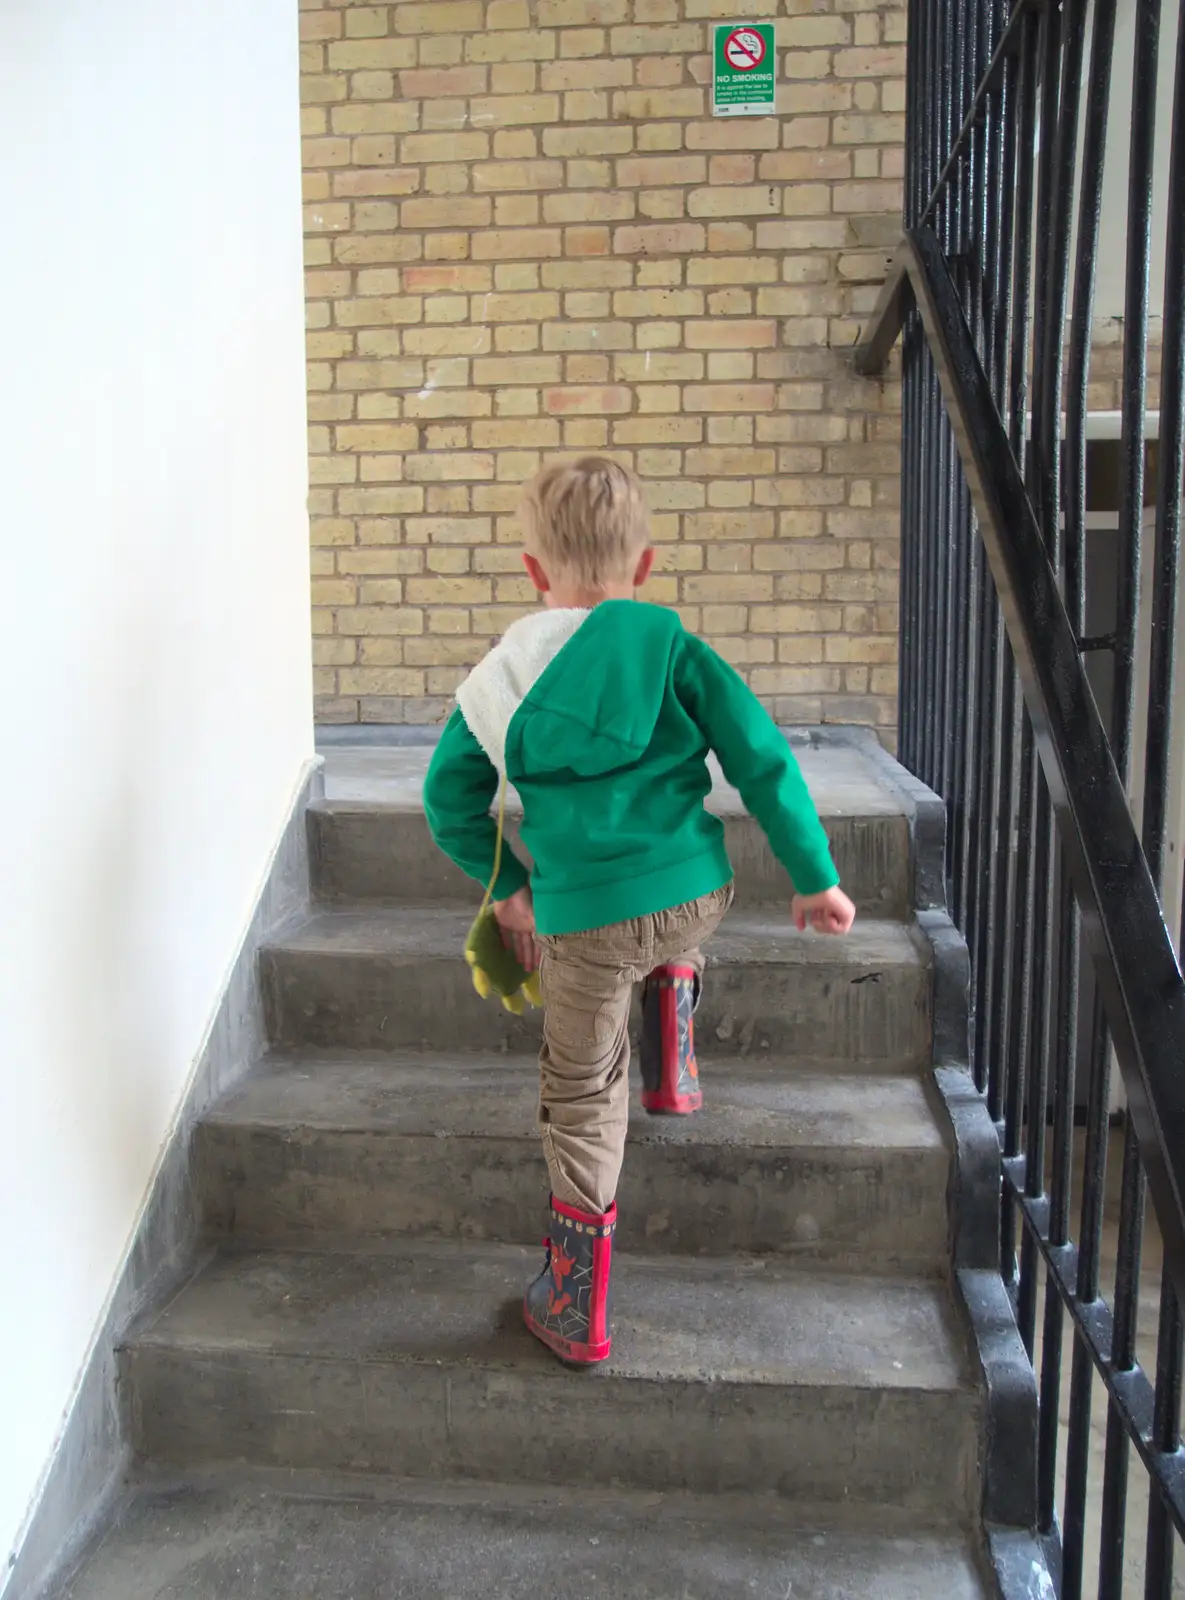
left=423, top=456, right=855, bottom=1367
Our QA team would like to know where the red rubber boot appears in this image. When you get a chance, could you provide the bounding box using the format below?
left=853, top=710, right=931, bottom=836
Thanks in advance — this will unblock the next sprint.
left=640, top=963, right=701, bottom=1114
left=523, top=1197, right=616, bottom=1366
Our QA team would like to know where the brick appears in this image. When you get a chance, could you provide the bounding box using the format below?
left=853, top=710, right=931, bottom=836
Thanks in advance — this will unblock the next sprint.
left=469, top=30, right=558, bottom=62
left=782, top=13, right=852, bottom=45
left=832, top=113, right=907, bottom=145
left=545, top=192, right=635, bottom=223
left=404, top=391, right=492, bottom=420
left=305, top=202, right=351, bottom=233
left=471, top=418, right=562, bottom=448
left=399, top=66, right=489, bottom=97
left=393, top=2, right=484, bottom=32
left=474, top=355, right=564, bottom=385
left=544, top=386, right=632, bottom=415
left=544, top=125, right=634, bottom=157
left=683, top=574, right=774, bottom=603
left=610, top=23, right=703, bottom=52
left=538, top=0, right=627, bottom=20
left=493, top=261, right=542, bottom=291
left=613, top=416, right=702, bottom=444
left=403, top=264, right=493, bottom=293
left=402, top=326, right=492, bottom=357
left=543, top=321, right=633, bottom=353
left=833, top=46, right=905, bottom=78
left=614, top=288, right=704, bottom=318
left=399, top=196, right=493, bottom=230
left=616, top=155, right=708, bottom=187
left=684, top=384, right=775, bottom=413
left=687, top=256, right=779, bottom=286
left=760, top=149, right=852, bottom=181
left=332, top=104, right=420, bottom=136
left=333, top=167, right=420, bottom=197
left=305, top=136, right=353, bottom=169
left=686, top=319, right=777, bottom=349
left=302, top=12, right=343, bottom=41
left=756, top=220, right=848, bottom=249
left=470, top=228, right=562, bottom=259
left=490, top=195, right=539, bottom=227
left=831, top=180, right=904, bottom=213
left=335, top=424, right=419, bottom=453
left=635, top=189, right=685, bottom=221
left=541, top=58, right=633, bottom=91
left=472, top=160, right=565, bottom=192
left=469, top=94, right=561, bottom=127
left=302, top=74, right=348, bottom=105
left=328, top=39, right=417, bottom=70
left=685, top=447, right=775, bottom=476
left=543, top=260, right=633, bottom=290
left=613, top=352, right=702, bottom=383
left=566, top=226, right=612, bottom=256
left=613, top=88, right=705, bottom=118
left=688, top=186, right=782, bottom=218
left=344, top=8, right=388, bottom=39
left=335, top=296, right=423, bottom=327
left=613, top=222, right=707, bottom=255
left=401, top=131, right=490, bottom=163
left=488, top=0, right=531, bottom=24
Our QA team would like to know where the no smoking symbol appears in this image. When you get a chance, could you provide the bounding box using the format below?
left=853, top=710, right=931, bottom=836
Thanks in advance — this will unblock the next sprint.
left=724, top=27, right=766, bottom=70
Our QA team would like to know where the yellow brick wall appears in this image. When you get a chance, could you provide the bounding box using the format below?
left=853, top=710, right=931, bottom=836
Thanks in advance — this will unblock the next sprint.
left=300, top=0, right=905, bottom=731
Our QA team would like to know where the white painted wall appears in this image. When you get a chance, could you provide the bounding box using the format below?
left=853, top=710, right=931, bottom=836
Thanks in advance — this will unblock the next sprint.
left=0, top=0, right=312, bottom=1572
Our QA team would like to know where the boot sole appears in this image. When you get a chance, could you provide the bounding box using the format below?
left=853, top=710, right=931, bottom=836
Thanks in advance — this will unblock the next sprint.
left=523, top=1301, right=611, bottom=1367
left=641, top=1092, right=703, bottom=1115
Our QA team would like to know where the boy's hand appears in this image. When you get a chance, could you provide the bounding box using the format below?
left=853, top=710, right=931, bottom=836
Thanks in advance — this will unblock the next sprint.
left=793, top=886, right=856, bottom=936
left=494, top=886, right=540, bottom=972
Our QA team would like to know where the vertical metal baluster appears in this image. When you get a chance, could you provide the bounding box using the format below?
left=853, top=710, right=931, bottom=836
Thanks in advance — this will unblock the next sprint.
left=968, top=0, right=1003, bottom=1088
left=1003, top=0, right=1039, bottom=1282
left=899, top=0, right=924, bottom=773
left=1057, top=7, right=1118, bottom=1589
left=1098, top=4, right=1161, bottom=1592
left=948, top=0, right=976, bottom=928
left=1143, top=11, right=1185, bottom=1592
left=991, top=9, right=1035, bottom=1174
left=920, top=0, right=942, bottom=791
left=936, top=0, right=959, bottom=818
left=1017, top=0, right=1064, bottom=1362
left=985, top=15, right=1020, bottom=1120
left=1030, top=0, right=1088, bottom=1521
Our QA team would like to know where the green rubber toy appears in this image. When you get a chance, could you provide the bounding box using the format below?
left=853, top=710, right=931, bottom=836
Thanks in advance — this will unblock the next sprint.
left=464, top=775, right=543, bottom=1015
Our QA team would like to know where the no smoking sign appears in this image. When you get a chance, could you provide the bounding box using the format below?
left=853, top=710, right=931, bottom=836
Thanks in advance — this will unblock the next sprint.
left=712, top=20, right=776, bottom=117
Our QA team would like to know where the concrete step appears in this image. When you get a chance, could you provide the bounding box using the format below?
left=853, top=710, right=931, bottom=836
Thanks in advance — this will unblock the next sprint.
left=261, top=907, right=932, bottom=1065
left=311, top=745, right=912, bottom=918
left=196, top=1052, right=951, bottom=1269
left=123, top=1241, right=978, bottom=1518
left=52, top=1470, right=991, bottom=1599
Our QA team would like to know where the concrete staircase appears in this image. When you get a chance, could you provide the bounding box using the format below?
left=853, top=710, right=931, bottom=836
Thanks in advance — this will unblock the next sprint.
left=54, top=737, right=991, bottom=1599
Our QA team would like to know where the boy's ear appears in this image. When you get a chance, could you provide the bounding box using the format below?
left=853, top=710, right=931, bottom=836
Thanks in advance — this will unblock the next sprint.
left=522, top=552, right=550, bottom=593
left=633, top=547, right=656, bottom=588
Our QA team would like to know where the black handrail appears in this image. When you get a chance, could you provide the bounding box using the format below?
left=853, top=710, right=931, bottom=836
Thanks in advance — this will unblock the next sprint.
left=857, top=229, right=1185, bottom=1303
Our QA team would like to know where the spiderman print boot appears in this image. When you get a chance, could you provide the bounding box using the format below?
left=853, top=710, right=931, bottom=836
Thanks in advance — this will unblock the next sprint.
left=523, top=1197, right=616, bottom=1366
left=640, top=963, right=701, bottom=1114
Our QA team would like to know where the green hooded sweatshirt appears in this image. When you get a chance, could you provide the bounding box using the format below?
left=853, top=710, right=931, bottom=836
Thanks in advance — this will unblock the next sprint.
left=423, top=600, right=839, bottom=937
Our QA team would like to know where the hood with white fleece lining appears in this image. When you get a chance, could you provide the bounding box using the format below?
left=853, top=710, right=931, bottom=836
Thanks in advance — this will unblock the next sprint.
left=454, top=600, right=686, bottom=782
left=455, top=608, right=589, bottom=775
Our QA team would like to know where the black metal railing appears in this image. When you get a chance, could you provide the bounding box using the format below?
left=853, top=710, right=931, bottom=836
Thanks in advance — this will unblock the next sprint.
left=855, top=0, right=1185, bottom=1594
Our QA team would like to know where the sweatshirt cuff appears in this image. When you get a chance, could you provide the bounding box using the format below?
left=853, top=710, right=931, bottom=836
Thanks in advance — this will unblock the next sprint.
left=786, top=852, right=841, bottom=897
left=492, top=851, right=530, bottom=901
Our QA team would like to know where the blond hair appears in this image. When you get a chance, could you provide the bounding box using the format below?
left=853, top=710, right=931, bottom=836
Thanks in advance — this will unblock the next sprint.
left=521, top=456, right=650, bottom=589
